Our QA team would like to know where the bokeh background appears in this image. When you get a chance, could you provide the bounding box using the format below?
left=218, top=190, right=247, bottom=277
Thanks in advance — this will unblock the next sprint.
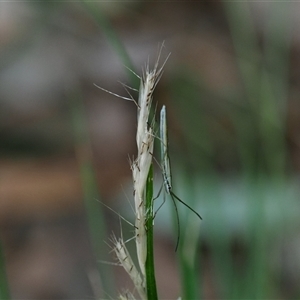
left=1, top=1, right=300, bottom=299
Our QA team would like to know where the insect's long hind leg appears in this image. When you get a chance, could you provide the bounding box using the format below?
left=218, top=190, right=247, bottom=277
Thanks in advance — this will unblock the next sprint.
left=170, top=193, right=181, bottom=252
left=170, top=191, right=202, bottom=220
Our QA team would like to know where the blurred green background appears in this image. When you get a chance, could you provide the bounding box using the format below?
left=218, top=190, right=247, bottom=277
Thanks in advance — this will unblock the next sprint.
left=0, top=1, right=300, bottom=299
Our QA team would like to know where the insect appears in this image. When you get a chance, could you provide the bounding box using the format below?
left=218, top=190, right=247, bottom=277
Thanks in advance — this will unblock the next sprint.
left=160, top=105, right=202, bottom=251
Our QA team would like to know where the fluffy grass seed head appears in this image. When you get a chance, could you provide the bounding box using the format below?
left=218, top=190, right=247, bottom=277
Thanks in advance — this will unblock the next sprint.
left=132, top=50, right=170, bottom=277
left=107, top=45, right=169, bottom=298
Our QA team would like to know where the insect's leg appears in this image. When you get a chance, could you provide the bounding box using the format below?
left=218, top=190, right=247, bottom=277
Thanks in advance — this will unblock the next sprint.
left=153, top=183, right=165, bottom=219
left=170, top=191, right=202, bottom=220
left=170, top=192, right=181, bottom=252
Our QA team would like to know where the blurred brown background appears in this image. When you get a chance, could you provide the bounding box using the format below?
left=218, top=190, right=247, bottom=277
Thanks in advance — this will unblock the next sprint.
left=1, top=1, right=300, bottom=299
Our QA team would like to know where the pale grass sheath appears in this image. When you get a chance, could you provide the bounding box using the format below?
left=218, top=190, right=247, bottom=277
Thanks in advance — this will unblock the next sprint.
left=132, top=131, right=153, bottom=277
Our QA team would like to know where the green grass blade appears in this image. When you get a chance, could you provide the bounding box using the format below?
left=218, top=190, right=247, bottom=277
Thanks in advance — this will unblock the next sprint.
left=145, top=164, right=158, bottom=300
left=176, top=174, right=202, bottom=300
left=67, top=85, right=115, bottom=298
left=0, top=240, right=10, bottom=300
left=80, top=1, right=139, bottom=88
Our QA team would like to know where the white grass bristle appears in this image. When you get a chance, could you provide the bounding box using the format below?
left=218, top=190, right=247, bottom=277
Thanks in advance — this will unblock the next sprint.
left=112, top=235, right=147, bottom=300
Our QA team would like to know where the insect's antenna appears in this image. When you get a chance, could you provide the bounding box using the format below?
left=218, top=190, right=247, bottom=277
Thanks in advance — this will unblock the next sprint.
left=169, top=192, right=181, bottom=252
left=170, top=191, right=202, bottom=220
